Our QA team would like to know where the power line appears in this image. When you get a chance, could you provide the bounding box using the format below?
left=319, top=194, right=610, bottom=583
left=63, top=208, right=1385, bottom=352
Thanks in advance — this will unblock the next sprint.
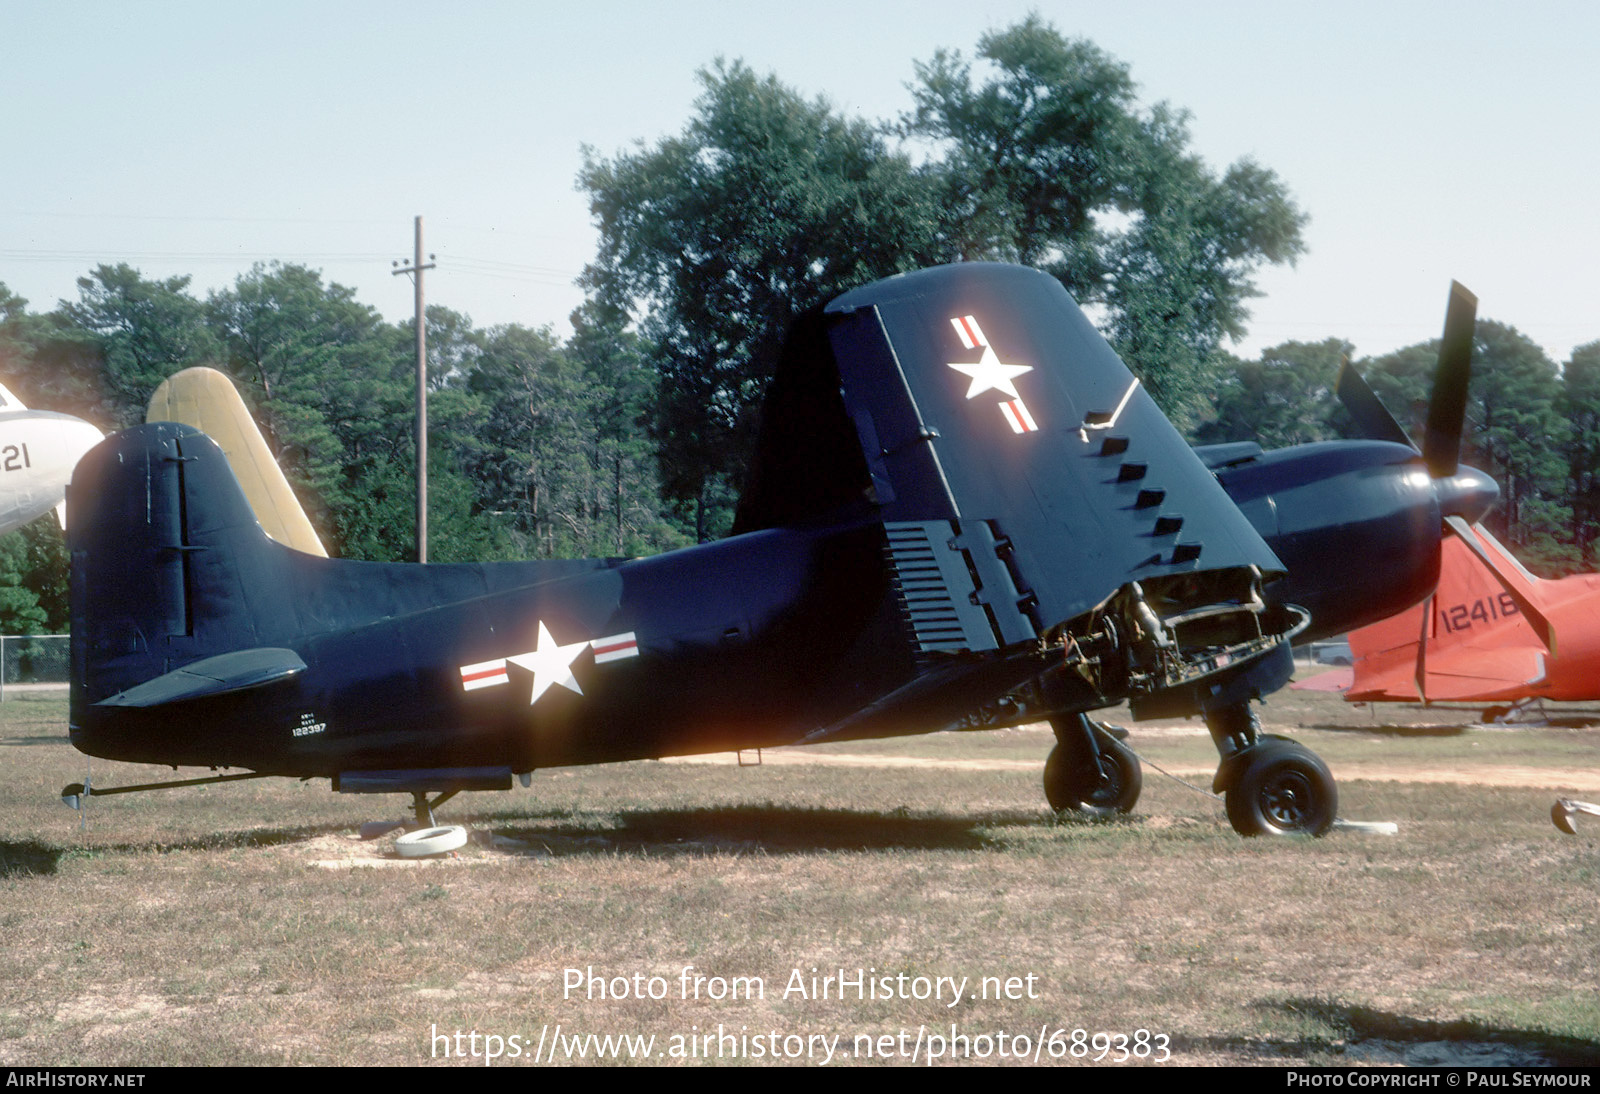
left=0, top=249, right=582, bottom=286
left=0, top=248, right=396, bottom=263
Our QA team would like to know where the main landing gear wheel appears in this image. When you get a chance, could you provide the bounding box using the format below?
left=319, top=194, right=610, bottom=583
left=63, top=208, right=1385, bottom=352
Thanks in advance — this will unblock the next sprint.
left=1044, top=722, right=1142, bottom=816
left=1223, top=740, right=1337, bottom=837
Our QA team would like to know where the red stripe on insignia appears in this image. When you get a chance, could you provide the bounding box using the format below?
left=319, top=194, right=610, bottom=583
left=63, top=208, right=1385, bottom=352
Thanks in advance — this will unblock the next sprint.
left=1010, top=398, right=1038, bottom=431
left=964, top=315, right=987, bottom=348
left=950, top=316, right=976, bottom=350
left=999, top=402, right=1026, bottom=434
left=591, top=632, right=639, bottom=663
left=459, top=659, right=509, bottom=690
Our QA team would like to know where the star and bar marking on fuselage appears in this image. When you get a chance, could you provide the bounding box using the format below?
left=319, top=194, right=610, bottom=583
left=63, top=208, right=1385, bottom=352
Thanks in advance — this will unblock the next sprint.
left=946, top=315, right=1039, bottom=433
left=459, top=622, right=639, bottom=705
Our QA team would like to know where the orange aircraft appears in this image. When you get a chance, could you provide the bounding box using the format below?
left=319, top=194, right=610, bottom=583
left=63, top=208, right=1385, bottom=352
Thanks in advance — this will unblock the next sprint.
left=1299, top=523, right=1600, bottom=835
left=1301, top=524, right=1591, bottom=712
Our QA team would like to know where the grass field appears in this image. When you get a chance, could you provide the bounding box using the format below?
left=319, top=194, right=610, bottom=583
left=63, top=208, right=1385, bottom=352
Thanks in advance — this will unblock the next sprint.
left=2, top=687, right=1598, bottom=1067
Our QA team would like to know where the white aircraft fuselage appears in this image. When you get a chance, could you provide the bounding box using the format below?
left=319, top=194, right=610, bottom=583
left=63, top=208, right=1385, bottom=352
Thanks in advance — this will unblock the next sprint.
left=0, top=382, right=103, bottom=536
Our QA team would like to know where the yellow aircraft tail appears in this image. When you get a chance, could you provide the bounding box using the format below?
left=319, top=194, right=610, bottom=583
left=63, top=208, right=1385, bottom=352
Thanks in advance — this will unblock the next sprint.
left=146, top=367, right=327, bottom=557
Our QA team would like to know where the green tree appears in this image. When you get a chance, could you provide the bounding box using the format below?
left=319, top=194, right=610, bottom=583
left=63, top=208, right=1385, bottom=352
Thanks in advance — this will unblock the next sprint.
left=452, top=323, right=590, bottom=557
left=1456, top=322, right=1570, bottom=568
left=393, top=303, right=485, bottom=392
left=1192, top=339, right=1351, bottom=448
left=904, top=17, right=1306, bottom=424
left=207, top=263, right=409, bottom=556
left=0, top=284, right=40, bottom=391
left=0, top=285, right=108, bottom=425
left=1360, top=341, right=1437, bottom=441
left=567, top=302, right=685, bottom=556
left=583, top=22, right=1306, bottom=531
left=1562, top=341, right=1600, bottom=565
left=15, top=520, right=69, bottom=632
left=904, top=22, right=1138, bottom=270
left=0, top=534, right=47, bottom=634
left=581, top=59, right=944, bottom=538
left=58, top=264, right=219, bottom=426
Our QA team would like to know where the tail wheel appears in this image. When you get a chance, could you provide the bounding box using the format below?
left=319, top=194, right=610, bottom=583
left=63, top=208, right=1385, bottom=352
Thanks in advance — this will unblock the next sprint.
left=1224, top=740, right=1337, bottom=837
left=1044, top=732, right=1142, bottom=816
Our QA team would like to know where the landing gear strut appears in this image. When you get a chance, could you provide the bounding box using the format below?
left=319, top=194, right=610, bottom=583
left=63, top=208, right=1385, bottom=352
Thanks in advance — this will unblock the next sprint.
left=410, top=789, right=458, bottom=828
left=1043, top=714, right=1142, bottom=816
left=1205, top=703, right=1336, bottom=837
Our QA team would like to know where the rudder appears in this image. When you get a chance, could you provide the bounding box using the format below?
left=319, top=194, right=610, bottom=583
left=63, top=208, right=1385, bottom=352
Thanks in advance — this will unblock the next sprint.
left=69, top=423, right=290, bottom=717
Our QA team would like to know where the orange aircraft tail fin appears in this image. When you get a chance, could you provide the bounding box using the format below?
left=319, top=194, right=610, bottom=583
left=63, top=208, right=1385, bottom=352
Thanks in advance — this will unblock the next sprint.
left=1345, top=526, right=1547, bottom=702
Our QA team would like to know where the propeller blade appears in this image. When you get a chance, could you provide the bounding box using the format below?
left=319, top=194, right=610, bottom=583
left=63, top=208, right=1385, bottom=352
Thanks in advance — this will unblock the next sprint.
left=1422, top=281, right=1477, bottom=478
left=1336, top=359, right=1413, bottom=447
left=1443, top=515, right=1555, bottom=653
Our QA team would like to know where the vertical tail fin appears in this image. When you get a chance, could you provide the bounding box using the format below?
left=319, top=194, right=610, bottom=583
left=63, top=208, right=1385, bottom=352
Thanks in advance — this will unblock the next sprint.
left=69, top=424, right=298, bottom=716
left=147, top=367, right=326, bottom=556
left=1346, top=526, right=1547, bottom=701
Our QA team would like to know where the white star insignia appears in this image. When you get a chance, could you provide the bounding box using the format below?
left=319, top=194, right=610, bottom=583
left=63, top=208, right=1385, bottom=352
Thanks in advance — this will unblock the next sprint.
left=947, top=344, right=1033, bottom=400
left=506, top=620, right=589, bottom=705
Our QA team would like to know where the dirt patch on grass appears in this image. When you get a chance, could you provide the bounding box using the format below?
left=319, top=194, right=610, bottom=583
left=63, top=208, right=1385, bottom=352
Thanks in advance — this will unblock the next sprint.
left=667, top=743, right=1600, bottom=792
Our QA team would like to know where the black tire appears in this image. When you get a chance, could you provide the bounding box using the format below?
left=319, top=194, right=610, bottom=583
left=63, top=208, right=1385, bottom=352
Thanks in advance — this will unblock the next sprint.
left=1044, top=736, right=1142, bottom=816
left=1224, top=741, right=1337, bottom=837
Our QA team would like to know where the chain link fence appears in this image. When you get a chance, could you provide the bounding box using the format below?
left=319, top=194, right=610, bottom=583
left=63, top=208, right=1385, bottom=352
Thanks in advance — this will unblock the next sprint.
left=0, top=635, right=69, bottom=700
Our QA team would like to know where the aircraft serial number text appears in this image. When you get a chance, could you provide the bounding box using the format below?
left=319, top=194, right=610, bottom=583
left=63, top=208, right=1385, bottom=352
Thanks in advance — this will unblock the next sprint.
left=1437, top=593, right=1520, bottom=634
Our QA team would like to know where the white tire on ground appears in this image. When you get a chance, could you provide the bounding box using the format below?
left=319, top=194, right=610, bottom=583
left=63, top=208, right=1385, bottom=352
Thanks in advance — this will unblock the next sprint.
left=394, top=825, right=468, bottom=858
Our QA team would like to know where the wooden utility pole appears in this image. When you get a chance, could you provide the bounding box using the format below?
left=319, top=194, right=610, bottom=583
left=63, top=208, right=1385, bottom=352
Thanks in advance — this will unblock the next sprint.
left=392, top=216, right=436, bottom=562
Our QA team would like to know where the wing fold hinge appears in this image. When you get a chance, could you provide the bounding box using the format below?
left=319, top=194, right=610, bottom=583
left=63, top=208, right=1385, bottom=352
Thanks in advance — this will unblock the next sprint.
left=884, top=520, right=1038, bottom=654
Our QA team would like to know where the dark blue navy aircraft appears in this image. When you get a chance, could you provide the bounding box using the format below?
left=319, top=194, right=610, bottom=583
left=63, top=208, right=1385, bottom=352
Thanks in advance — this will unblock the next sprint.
left=63, top=264, right=1502, bottom=837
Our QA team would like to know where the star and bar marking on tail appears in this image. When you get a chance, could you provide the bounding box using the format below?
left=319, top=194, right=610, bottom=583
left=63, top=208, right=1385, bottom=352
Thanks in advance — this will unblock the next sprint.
left=459, top=622, right=639, bottom=704
left=946, top=315, right=1038, bottom=433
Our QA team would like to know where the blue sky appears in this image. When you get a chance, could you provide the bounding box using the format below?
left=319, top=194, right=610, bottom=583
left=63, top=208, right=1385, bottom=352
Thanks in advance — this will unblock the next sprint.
left=5, top=1, right=1598, bottom=365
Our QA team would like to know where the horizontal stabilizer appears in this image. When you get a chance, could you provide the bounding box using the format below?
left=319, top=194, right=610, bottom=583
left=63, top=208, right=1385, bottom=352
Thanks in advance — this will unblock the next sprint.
left=1345, top=646, right=1546, bottom=703
left=94, top=647, right=306, bottom=708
